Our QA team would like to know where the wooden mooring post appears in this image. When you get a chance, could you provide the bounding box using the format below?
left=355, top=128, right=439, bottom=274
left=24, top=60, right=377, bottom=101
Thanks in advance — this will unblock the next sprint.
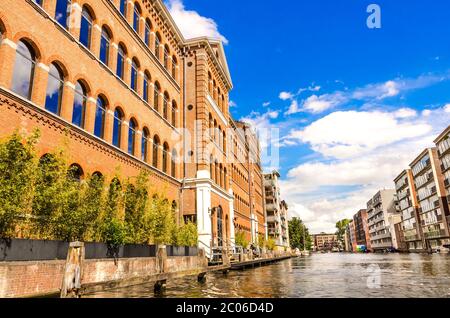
left=60, top=242, right=84, bottom=298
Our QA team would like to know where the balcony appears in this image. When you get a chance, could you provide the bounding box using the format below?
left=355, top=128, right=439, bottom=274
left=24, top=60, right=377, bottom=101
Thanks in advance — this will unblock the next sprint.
left=424, top=229, right=447, bottom=239
left=445, top=178, right=450, bottom=188
left=266, top=203, right=278, bottom=212
left=413, top=158, right=431, bottom=177
left=438, top=138, right=450, bottom=157
left=266, top=215, right=279, bottom=223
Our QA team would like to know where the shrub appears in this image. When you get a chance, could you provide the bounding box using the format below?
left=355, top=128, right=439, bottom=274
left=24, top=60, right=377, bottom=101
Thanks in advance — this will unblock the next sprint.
left=148, top=195, right=176, bottom=245
left=235, top=230, right=249, bottom=248
left=0, top=130, right=39, bottom=238
left=266, top=238, right=276, bottom=251
left=176, top=222, right=198, bottom=247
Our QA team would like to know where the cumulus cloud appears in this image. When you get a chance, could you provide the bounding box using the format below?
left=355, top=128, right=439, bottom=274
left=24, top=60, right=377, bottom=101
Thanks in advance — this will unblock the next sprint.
left=167, top=0, right=228, bottom=44
left=279, top=92, right=293, bottom=101
left=280, top=107, right=450, bottom=233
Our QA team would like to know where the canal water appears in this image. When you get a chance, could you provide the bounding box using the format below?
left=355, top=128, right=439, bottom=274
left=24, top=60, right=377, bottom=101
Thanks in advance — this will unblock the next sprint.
left=87, top=253, right=450, bottom=298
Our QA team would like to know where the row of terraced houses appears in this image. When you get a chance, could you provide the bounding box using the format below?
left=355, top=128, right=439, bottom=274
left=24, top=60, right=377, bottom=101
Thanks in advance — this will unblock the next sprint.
left=0, top=0, right=290, bottom=258
left=345, top=125, right=450, bottom=253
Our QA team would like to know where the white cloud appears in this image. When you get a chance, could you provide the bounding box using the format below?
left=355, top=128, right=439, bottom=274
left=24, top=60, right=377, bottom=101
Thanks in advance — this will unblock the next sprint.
left=262, top=101, right=271, bottom=107
left=286, top=110, right=431, bottom=159
left=285, top=100, right=300, bottom=115
left=279, top=92, right=293, bottom=101
left=394, top=107, right=417, bottom=118
left=167, top=0, right=228, bottom=44
left=280, top=107, right=450, bottom=233
left=444, top=104, right=450, bottom=113
left=229, top=100, right=237, bottom=108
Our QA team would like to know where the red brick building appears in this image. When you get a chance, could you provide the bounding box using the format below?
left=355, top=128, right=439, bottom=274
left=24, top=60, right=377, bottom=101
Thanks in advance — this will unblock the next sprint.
left=0, top=0, right=265, bottom=258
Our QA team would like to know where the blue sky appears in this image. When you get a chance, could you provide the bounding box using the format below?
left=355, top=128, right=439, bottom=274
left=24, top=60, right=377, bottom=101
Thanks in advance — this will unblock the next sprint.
left=167, top=0, right=450, bottom=232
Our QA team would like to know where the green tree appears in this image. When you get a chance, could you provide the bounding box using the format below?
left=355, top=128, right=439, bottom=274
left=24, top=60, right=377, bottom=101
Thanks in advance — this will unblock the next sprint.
left=148, top=195, right=176, bottom=245
left=288, top=217, right=312, bottom=250
left=175, top=222, right=198, bottom=247
left=235, top=230, right=249, bottom=248
left=335, top=219, right=351, bottom=245
left=0, top=130, right=39, bottom=238
left=124, top=172, right=150, bottom=243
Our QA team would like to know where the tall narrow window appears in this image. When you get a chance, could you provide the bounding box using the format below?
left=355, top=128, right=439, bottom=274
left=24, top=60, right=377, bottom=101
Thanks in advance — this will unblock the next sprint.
left=144, top=19, right=151, bottom=46
left=154, top=33, right=161, bottom=59
left=143, top=72, right=150, bottom=102
left=142, top=127, right=149, bottom=162
left=94, top=96, right=107, bottom=139
left=153, top=82, right=160, bottom=111
left=116, top=44, right=126, bottom=79
left=162, top=143, right=169, bottom=173
left=80, top=7, right=93, bottom=49
left=171, top=101, right=177, bottom=127
left=171, top=149, right=177, bottom=178
left=163, top=92, right=169, bottom=120
left=72, top=81, right=87, bottom=128
left=133, top=3, right=141, bottom=34
left=12, top=40, right=36, bottom=100
left=131, top=58, right=139, bottom=91
left=100, top=27, right=111, bottom=66
left=153, top=136, right=160, bottom=168
left=33, top=0, right=43, bottom=6
left=119, top=0, right=127, bottom=16
left=112, top=108, right=124, bottom=148
left=172, top=56, right=177, bottom=79
left=45, top=63, right=64, bottom=115
left=128, top=118, right=137, bottom=156
left=55, top=0, right=71, bottom=29
left=164, top=45, right=169, bottom=69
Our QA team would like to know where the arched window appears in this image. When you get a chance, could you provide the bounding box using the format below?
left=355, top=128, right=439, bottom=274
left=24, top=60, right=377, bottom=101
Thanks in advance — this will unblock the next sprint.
left=68, top=163, right=84, bottom=182
left=210, top=155, right=214, bottom=180
left=12, top=40, right=36, bottom=100
left=152, top=135, right=160, bottom=168
left=162, top=143, right=169, bottom=173
left=219, top=164, right=223, bottom=188
left=94, top=95, right=107, bottom=139
left=143, top=71, right=150, bottom=102
left=213, top=120, right=218, bottom=142
left=131, top=58, right=139, bottom=91
left=119, top=0, right=127, bottom=16
left=163, top=92, right=169, bottom=120
left=116, top=43, right=126, bottom=79
left=223, top=131, right=227, bottom=152
left=112, top=107, right=124, bottom=148
left=133, top=3, right=141, bottom=34
left=154, top=32, right=161, bottom=59
left=72, top=81, right=87, bottom=128
left=171, top=149, right=177, bottom=178
left=171, top=101, right=177, bottom=127
left=208, top=72, right=212, bottom=94
left=141, top=127, right=150, bottom=162
left=208, top=113, right=213, bottom=138
left=213, top=80, right=217, bottom=100
left=217, top=88, right=221, bottom=108
left=153, top=82, right=160, bottom=111
left=128, top=118, right=137, bottom=156
left=172, top=56, right=177, bottom=79
left=224, top=168, right=228, bottom=190
left=45, top=63, right=64, bottom=115
left=55, top=0, right=71, bottom=29
left=144, top=19, right=152, bottom=46
left=100, top=26, right=111, bottom=66
left=80, top=6, right=94, bottom=49
left=163, top=45, right=169, bottom=69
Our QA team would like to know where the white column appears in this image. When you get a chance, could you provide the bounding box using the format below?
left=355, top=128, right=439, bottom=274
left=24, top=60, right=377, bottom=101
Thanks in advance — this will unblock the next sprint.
left=228, top=188, right=235, bottom=249
left=196, top=170, right=212, bottom=259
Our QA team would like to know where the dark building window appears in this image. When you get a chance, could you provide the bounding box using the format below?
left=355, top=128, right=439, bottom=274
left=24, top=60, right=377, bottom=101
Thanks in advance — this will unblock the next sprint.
left=80, top=7, right=93, bottom=49
left=131, top=58, right=139, bottom=91
left=142, top=127, right=149, bottom=162
left=116, top=44, right=126, bottom=79
left=100, top=27, right=111, bottom=66
left=55, top=0, right=71, bottom=29
left=45, top=63, right=64, bottom=115
left=12, top=40, right=36, bottom=100
left=128, top=118, right=137, bottom=156
left=94, top=96, right=107, bottom=139
left=112, top=108, right=124, bottom=148
left=72, top=81, right=87, bottom=128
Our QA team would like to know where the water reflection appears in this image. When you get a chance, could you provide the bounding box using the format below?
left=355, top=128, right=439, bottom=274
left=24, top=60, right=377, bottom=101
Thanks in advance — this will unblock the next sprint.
left=87, top=253, right=450, bottom=298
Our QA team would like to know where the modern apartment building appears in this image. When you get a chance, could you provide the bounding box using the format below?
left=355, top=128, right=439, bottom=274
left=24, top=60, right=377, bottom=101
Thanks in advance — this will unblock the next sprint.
left=0, top=0, right=266, bottom=259
left=312, top=233, right=338, bottom=251
left=367, top=189, right=401, bottom=251
left=345, top=221, right=356, bottom=252
left=410, top=148, right=450, bottom=250
left=353, top=209, right=371, bottom=251
left=264, top=171, right=290, bottom=250
left=394, top=169, right=425, bottom=252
